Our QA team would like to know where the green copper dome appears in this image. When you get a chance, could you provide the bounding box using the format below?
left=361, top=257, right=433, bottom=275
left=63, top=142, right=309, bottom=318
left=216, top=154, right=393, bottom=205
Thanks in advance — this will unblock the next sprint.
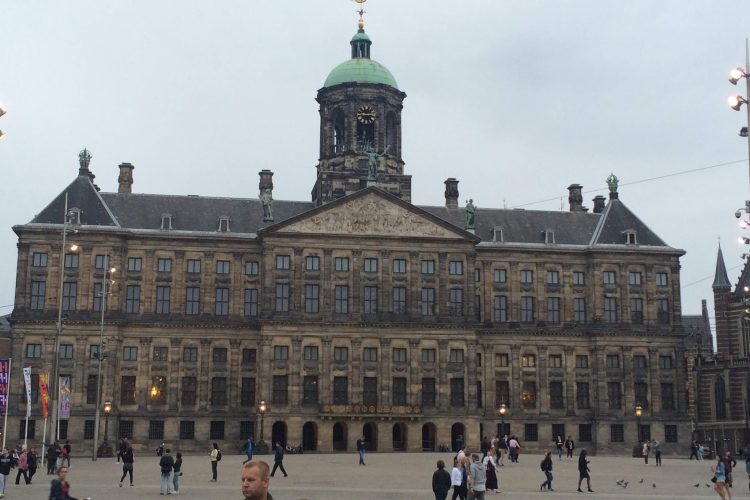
left=324, top=58, right=399, bottom=89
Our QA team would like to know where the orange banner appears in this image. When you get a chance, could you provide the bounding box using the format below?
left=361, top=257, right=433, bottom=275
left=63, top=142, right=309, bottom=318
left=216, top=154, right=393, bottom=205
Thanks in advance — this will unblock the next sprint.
left=39, top=371, right=49, bottom=419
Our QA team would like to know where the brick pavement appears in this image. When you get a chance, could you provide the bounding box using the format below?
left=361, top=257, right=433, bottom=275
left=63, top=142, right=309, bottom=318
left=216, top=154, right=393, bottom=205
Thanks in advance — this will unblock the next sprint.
left=1, top=451, right=743, bottom=499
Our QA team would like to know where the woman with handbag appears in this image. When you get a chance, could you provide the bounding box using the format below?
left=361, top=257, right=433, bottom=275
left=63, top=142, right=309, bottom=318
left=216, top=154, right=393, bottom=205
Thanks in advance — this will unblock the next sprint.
left=712, top=453, right=728, bottom=500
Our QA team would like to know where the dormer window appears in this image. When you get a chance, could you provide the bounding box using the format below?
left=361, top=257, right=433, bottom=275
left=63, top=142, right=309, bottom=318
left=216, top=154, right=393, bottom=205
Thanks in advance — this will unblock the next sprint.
left=218, top=216, right=230, bottom=232
left=543, top=229, right=555, bottom=244
left=160, top=213, right=173, bottom=230
left=625, top=230, right=637, bottom=245
left=67, top=208, right=81, bottom=225
left=492, top=227, right=504, bottom=242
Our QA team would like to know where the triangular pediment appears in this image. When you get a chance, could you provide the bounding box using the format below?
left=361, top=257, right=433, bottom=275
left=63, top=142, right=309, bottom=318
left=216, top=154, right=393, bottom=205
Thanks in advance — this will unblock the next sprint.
left=267, top=189, right=477, bottom=240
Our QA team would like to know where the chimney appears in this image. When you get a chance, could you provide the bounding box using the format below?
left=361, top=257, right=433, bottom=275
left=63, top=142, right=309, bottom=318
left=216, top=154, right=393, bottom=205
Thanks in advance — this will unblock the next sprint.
left=118, top=163, right=135, bottom=194
left=567, top=184, right=583, bottom=212
left=592, top=195, right=606, bottom=214
left=444, top=178, right=459, bottom=208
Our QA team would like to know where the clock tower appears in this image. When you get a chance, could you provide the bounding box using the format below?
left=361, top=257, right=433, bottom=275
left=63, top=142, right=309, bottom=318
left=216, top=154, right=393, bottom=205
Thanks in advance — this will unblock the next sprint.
left=312, top=10, right=410, bottom=205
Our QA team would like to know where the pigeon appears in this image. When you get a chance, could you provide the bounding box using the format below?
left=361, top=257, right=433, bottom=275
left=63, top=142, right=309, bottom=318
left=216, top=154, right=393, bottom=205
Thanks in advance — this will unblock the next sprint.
left=693, top=483, right=700, bottom=487
left=706, top=484, right=711, bottom=487
left=622, top=482, right=629, bottom=488
left=639, top=478, right=644, bottom=484
left=616, top=480, right=624, bottom=485
left=652, top=484, right=656, bottom=488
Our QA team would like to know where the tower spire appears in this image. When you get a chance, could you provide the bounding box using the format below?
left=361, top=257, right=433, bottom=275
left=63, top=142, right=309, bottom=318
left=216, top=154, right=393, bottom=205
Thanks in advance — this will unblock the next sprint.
left=713, top=241, right=731, bottom=289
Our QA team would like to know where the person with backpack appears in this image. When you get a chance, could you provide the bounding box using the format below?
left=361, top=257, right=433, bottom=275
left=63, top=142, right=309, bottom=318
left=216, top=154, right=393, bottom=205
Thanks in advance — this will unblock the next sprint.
left=540, top=450, right=553, bottom=491
left=159, top=448, right=174, bottom=495
left=209, top=442, right=221, bottom=482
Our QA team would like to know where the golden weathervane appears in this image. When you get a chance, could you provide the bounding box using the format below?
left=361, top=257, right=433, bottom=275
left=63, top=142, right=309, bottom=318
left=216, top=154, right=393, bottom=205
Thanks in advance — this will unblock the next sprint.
left=354, top=0, right=367, bottom=29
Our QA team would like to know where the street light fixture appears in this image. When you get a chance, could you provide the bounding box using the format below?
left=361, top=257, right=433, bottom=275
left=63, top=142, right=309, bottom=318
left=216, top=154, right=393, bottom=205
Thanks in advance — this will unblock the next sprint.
left=727, top=39, right=750, bottom=196
left=92, top=262, right=115, bottom=460
left=498, top=403, right=508, bottom=436
left=635, top=404, right=643, bottom=444
left=257, top=400, right=269, bottom=454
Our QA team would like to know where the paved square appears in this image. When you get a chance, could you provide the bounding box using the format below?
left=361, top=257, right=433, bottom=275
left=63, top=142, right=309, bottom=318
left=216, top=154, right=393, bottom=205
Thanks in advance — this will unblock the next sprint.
left=4, top=451, right=744, bottom=499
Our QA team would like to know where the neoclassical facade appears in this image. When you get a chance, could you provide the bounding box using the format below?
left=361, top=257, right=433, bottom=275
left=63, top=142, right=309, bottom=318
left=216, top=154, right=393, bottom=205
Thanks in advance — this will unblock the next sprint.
left=8, top=17, right=693, bottom=455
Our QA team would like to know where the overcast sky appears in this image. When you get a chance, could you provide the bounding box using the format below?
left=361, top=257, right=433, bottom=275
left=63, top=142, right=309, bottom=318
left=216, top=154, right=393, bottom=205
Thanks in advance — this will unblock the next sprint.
left=2, top=1, right=749, bottom=329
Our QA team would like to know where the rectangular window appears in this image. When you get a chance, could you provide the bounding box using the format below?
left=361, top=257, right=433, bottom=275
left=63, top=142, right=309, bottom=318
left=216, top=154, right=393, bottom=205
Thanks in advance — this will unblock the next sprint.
left=475, top=268, right=480, bottom=282
left=273, top=375, right=288, bottom=405
left=305, top=255, right=320, bottom=271
left=333, top=376, right=348, bottom=404
left=606, top=354, right=620, bottom=368
left=120, top=376, right=136, bottom=405
left=603, top=297, right=618, bottom=322
left=211, top=377, right=227, bottom=406
left=392, top=348, right=407, bottom=363
left=155, top=286, right=171, bottom=314
left=449, top=349, right=464, bottom=363
left=364, top=258, right=378, bottom=273
left=493, top=269, right=507, bottom=283
left=608, top=382, right=622, bottom=409
left=520, top=270, right=533, bottom=284
left=119, top=420, right=134, bottom=440
left=522, top=381, right=537, bottom=409
left=630, top=298, right=643, bottom=324
left=245, top=261, right=259, bottom=276
left=30, top=280, right=46, bottom=310
left=185, top=287, right=200, bottom=315
left=392, top=287, right=406, bottom=314
left=214, top=288, right=229, bottom=315
left=421, top=378, right=436, bottom=407
left=363, top=286, right=378, bottom=314
left=392, top=377, right=407, bottom=406
left=495, top=353, right=509, bottom=367
left=546, top=270, right=559, bottom=284
left=58, top=343, right=73, bottom=359
left=363, top=347, right=378, bottom=361
left=664, top=424, right=678, bottom=443
left=84, top=420, right=95, bottom=440
left=183, top=347, right=198, bottom=362
left=449, top=261, right=463, bottom=275
left=603, top=271, right=616, bottom=284
left=655, top=272, right=668, bottom=286
left=273, top=345, right=288, bottom=361
left=127, top=257, right=142, bottom=272
left=275, top=255, right=290, bottom=270
left=275, top=283, right=290, bottom=312
left=241, top=377, right=256, bottom=407
left=32, top=252, right=48, bottom=267
left=524, top=423, right=538, bottom=442
left=215, top=260, right=230, bottom=274
left=639, top=425, right=651, bottom=443
left=633, top=355, right=647, bottom=369
left=572, top=271, right=585, bottom=286
left=450, top=378, right=465, bottom=407
left=304, top=346, right=319, bottom=361
left=661, top=383, right=675, bottom=411
left=575, top=355, right=588, bottom=368
left=521, top=354, right=536, bottom=367
left=549, top=381, right=564, bottom=409
left=392, top=259, right=406, bottom=273
left=21, top=373, right=39, bottom=403
left=122, top=346, right=138, bottom=361
left=149, top=420, right=165, bottom=440
left=657, top=299, right=670, bottom=324
left=549, top=354, right=562, bottom=368
left=659, top=355, right=674, bottom=369
left=520, top=296, right=535, bottom=322
left=63, top=253, right=79, bottom=269
left=187, top=259, right=201, bottom=273
left=334, top=285, right=349, bottom=313
left=546, top=297, right=560, bottom=323
left=449, top=288, right=463, bottom=316
left=576, top=382, right=590, bottom=409
left=629, top=271, right=642, bottom=285
left=210, top=421, right=225, bottom=440
left=493, top=296, right=508, bottom=322
left=181, top=377, right=197, bottom=406
left=333, top=346, right=348, bottom=362
left=244, top=288, right=258, bottom=316
left=579, top=424, right=592, bottom=442
left=363, top=377, right=378, bottom=406
left=213, top=347, right=228, bottom=363
left=62, top=282, right=77, bottom=311
left=180, top=421, right=195, bottom=440
left=610, top=424, right=624, bottom=442
left=242, top=348, right=256, bottom=364
left=19, top=420, right=36, bottom=440
left=95, top=255, right=109, bottom=270
left=421, top=260, right=435, bottom=274
left=634, top=382, right=649, bottom=409
left=150, top=376, right=167, bottom=405
left=157, top=258, right=172, bottom=273
left=422, top=348, right=436, bottom=363
left=495, top=380, right=510, bottom=406
left=153, top=346, right=168, bottom=361
left=573, top=298, right=586, bottom=322
left=334, top=257, right=349, bottom=271
left=89, top=344, right=99, bottom=360
left=420, top=288, right=435, bottom=315
left=303, top=376, right=318, bottom=405
left=125, top=285, right=140, bottom=313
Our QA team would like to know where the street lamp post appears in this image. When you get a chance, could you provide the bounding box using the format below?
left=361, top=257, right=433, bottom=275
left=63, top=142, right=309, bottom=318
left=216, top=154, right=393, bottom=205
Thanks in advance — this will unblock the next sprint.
left=498, top=403, right=508, bottom=436
left=92, top=262, right=115, bottom=460
left=633, top=404, right=643, bottom=457
left=257, top=400, right=268, bottom=454
left=728, top=38, right=750, bottom=193
left=102, top=400, right=112, bottom=452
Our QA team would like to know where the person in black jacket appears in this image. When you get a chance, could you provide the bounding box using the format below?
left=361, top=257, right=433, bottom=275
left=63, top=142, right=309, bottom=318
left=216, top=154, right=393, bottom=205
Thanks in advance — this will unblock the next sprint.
left=576, top=450, right=593, bottom=493
left=46, top=442, right=59, bottom=474
left=49, top=466, right=90, bottom=500
left=540, top=451, right=554, bottom=491
left=270, top=442, right=287, bottom=478
left=0, top=448, right=11, bottom=497
left=27, top=446, right=38, bottom=484
left=159, top=448, right=175, bottom=495
left=432, top=460, right=452, bottom=500
left=119, top=445, right=134, bottom=487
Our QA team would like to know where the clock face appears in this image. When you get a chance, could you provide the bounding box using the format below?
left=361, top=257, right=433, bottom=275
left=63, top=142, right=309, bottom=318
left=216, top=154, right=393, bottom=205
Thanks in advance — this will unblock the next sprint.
left=357, top=105, right=376, bottom=124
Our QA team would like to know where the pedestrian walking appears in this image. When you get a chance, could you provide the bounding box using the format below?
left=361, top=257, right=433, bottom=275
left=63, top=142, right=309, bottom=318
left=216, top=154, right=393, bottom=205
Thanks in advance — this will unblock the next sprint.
left=450, top=457, right=465, bottom=500
left=540, top=451, right=554, bottom=491
left=119, top=444, right=134, bottom=487
left=46, top=442, right=59, bottom=474
left=242, top=437, right=255, bottom=464
left=642, top=440, right=650, bottom=464
left=14, top=447, right=29, bottom=485
left=653, top=440, right=662, bottom=466
left=555, top=435, right=563, bottom=460
left=712, top=453, right=728, bottom=500
left=0, top=448, right=11, bottom=498
left=156, top=443, right=165, bottom=457
left=62, top=441, right=71, bottom=468
left=209, top=442, right=221, bottom=482
left=172, top=452, right=182, bottom=495
left=159, top=447, right=175, bottom=495
left=468, top=453, right=486, bottom=500
left=690, top=440, right=699, bottom=460
left=117, top=438, right=127, bottom=463
left=241, top=460, right=274, bottom=500
left=27, top=446, right=38, bottom=484
left=270, top=442, right=287, bottom=478
left=432, top=459, right=452, bottom=500
left=480, top=437, right=490, bottom=460
left=723, top=450, right=736, bottom=500
left=508, top=436, right=520, bottom=463
left=483, top=449, right=499, bottom=493
left=356, top=436, right=366, bottom=465
left=50, top=466, right=90, bottom=500
left=576, top=449, right=594, bottom=493
left=497, top=435, right=507, bottom=466
left=565, top=436, right=575, bottom=459
left=743, top=443, right=750, bottom=492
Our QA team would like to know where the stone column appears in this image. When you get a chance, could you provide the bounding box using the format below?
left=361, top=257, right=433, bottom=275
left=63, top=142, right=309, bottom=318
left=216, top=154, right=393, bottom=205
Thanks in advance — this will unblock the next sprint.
left=169, top=337, right=182, bottom=411
left=466, top=251, right=477, bottom=319
left=564, top=346, right=575, bottom=416
left=73, top=335, right=88, bottom=408
left=648, top=346, right=659, bottom=416
left=409, top=251, right=420, bottom=317
left=198, top=338, right=211, bottom=411
left=320, top=337, right=332, bottom=403
left=202, top=252, right=215, bottom=315
left=143, top=249, right=155, bottom=313
left=292, top=248, right=304, bottom=316
left=232, top=252, right=243, bottom=315
left=259, top=338, right=272, bottom=402
left=290, top=336, right=302, bottom=409
left=538, top=345, right=549, bottom=415
left=511, top=345, right=521, bottom=411
left=138, top=337, right=152, bottom=408
left=409, top=339, right=420, bottom=407
left=438, top=339, right=449, bottom=411
left=466, top=342, right=477, bottom=409
left=379, top=338, right=392, bottom=404
left=351, top=250, right=361, bottom=316
left=351, top=338, right=362, bottom=403
left=437, top=252, right=448, bottom=317
left=229, top=338, right=241, bottom=408
left=322, top=249, right=333, bottom=321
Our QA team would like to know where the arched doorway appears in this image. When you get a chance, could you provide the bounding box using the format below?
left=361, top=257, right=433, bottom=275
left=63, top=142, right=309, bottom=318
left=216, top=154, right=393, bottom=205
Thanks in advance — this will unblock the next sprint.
left=451, top=423, right=465, bottom=452
left=392, top=422, right=407, bottom=451
left=302, top=422, right=317, bottom=451
left=363, top=422, right=377, bottom=451
left=332, top=422, right=347, bottom=451
left=271, top=421, right=287, bottom=448
left=422, top=423, right=437, bottom=451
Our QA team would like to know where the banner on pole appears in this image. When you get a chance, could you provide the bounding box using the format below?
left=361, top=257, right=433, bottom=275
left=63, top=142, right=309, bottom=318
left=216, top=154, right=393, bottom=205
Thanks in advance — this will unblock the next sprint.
left=0, top=360, right=9, bottom=415
left=58, top=376, right=71, bottom=419
left=40, top=371, right=49, bottom=419
left=22, top=367, right=31, bottom=417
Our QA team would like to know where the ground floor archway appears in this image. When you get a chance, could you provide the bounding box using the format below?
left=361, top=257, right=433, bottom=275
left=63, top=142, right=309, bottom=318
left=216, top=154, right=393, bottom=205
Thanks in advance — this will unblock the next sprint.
left=363, top=422, right=377, bottom=451
left=451, top=423, right=465, bottom=452
left=333, top=422, right=348, bottom=451
left=421, top=423, right=437, bottom=451
left=392, top=422, right=407, bottom=451
left=271, top=421, right=287, bottom=448
left=302, top=421, right=317, bottom=451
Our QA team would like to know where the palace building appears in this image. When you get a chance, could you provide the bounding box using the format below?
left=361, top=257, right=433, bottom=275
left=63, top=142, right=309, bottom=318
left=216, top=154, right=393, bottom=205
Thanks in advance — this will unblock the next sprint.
left=8, top=11, right=693, bottom=454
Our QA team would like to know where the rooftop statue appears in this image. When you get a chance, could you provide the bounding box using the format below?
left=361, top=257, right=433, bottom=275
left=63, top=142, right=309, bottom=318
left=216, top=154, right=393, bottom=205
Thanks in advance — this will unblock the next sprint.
left=361, top=141, right=390, bottom=181
left=606, top=173, right=619, bottom=194
left=465, top=199, right=476, bottom=230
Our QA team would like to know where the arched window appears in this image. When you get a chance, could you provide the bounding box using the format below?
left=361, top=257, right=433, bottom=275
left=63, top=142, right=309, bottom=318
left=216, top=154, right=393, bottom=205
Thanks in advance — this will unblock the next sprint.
left=332, top=110, right=346, bottom=154
left=715, top=376, right=727, bottom=419
left=385, top=112, right=397, bottom=156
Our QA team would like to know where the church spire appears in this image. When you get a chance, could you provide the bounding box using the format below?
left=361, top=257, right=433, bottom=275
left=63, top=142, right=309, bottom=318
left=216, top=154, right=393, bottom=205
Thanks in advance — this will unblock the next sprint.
left=713, top=242, right=732, bottom=289
left=351, top=0, right=372, bottom=59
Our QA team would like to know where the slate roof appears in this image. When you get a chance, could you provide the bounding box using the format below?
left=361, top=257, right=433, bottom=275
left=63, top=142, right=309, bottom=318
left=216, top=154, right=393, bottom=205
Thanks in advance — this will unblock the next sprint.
left=713, top=244, right=732, bottom=289
left=22, top=174, right=679, bottom=252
